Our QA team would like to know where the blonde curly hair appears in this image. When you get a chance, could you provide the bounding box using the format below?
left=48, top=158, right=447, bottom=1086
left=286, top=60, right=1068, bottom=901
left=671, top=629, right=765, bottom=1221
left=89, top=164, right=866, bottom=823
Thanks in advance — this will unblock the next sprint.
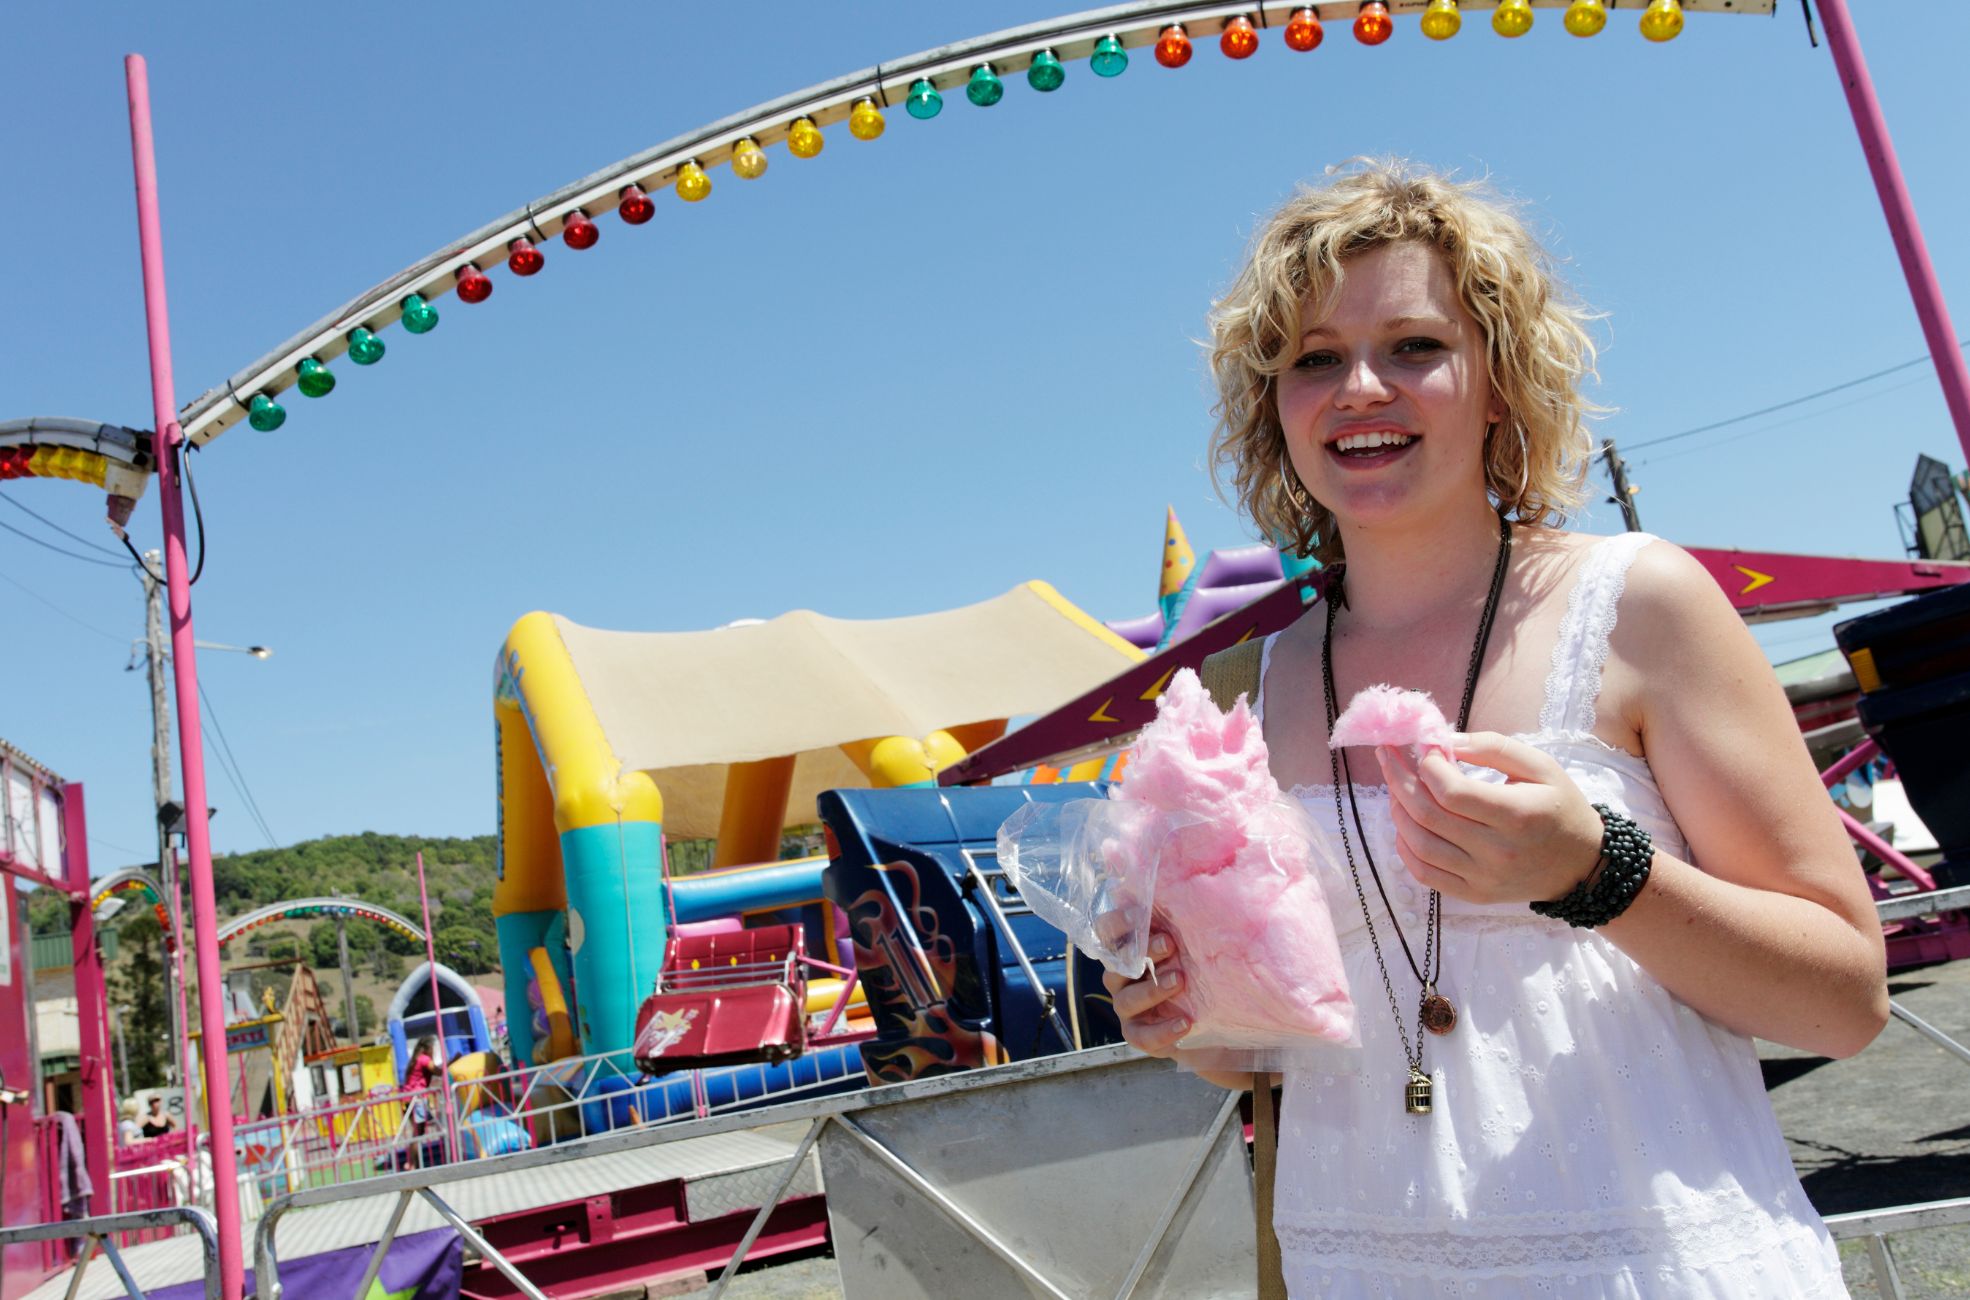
left=1207, top=160, right=1601, bottom=564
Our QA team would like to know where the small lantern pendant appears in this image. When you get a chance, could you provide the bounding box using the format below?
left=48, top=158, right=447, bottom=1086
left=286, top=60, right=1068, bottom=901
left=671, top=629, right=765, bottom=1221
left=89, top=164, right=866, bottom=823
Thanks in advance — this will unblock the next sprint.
left=1405, top=1069, right=1434, bottom=1114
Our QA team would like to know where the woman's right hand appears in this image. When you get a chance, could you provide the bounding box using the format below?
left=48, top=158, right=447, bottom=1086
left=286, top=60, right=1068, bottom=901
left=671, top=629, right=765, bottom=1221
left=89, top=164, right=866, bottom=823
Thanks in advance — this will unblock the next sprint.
left=1101, top=930, right=1188, bottom=1058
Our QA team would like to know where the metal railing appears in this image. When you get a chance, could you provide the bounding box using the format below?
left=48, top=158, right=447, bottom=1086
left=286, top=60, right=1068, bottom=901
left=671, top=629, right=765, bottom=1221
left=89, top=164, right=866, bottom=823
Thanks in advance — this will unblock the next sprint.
left=222, top=1030, right=873, bottom=1200
left=251, top=1043, right=1145, bottom=1300
left=1825, top=1196, right=1970, bottom=1300
left=0, top=1206, right=220, bottom=1300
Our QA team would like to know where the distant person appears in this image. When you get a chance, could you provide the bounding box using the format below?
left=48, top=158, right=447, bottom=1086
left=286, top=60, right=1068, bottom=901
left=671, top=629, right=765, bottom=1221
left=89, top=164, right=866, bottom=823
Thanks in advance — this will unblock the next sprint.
left=54, top=1109, right=92, bottom=1258
left=403, top=1035, right=439, bottom=1135
left=117, top=1098, right=144, bottom=1146
left=140, top=1096, right=175, bottom=1139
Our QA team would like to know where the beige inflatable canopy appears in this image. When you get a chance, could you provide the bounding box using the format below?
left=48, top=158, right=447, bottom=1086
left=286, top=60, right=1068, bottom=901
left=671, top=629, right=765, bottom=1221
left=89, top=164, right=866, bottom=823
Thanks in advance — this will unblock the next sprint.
left=495, top=579, right=1145, bottom=847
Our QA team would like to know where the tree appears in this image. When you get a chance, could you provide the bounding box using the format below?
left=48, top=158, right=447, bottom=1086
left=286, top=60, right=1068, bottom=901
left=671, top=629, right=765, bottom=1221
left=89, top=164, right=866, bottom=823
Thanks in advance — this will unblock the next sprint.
left=435, top=926, right=494, bottom=976
left=109, top=913, right=171, bottom=1089
left=24, top=886, right=70, bottom=934
left=308, top=920, right=340, bottom=969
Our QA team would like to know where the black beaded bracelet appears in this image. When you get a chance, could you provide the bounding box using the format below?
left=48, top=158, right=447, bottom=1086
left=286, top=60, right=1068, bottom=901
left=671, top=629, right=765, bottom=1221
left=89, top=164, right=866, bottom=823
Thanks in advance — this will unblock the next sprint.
left=1530, top=803, right=1654, bottom=929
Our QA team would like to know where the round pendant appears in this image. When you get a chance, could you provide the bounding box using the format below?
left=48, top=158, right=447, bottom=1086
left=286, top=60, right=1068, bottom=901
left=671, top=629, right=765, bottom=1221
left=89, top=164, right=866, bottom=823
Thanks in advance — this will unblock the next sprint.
left=1420, top=991, right=1457, bottom=1036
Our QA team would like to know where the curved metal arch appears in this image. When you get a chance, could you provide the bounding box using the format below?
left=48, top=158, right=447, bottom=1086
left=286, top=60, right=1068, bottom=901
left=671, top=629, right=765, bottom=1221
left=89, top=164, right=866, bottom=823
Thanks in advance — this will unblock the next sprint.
left=90, top=866, right=166, bottom=910
left=0, top=417, right=156, bottom=500
left=173, top=0, right=1768, bottom=448
left=90, top=867, right=178, bottom=950
left=215, top=896, right=427, bottom=948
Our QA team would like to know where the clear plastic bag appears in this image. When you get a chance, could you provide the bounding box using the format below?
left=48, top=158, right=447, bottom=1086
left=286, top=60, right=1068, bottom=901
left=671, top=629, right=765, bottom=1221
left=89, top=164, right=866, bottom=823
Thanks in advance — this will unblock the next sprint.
left=1000, top=793, right=1358, bottom=1075
left=997, top=798, right=1199, bottom=981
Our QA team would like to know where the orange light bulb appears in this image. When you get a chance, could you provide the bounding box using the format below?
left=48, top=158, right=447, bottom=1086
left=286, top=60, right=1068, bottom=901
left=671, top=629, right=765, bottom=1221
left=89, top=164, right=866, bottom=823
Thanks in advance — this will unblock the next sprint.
left=1354, top=2, right=1393, bottom=46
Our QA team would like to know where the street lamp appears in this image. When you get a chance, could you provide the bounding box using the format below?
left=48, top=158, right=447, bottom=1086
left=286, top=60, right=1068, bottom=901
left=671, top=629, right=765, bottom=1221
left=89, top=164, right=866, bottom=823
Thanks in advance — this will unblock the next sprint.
left=195, top=641, right=271, bottom=660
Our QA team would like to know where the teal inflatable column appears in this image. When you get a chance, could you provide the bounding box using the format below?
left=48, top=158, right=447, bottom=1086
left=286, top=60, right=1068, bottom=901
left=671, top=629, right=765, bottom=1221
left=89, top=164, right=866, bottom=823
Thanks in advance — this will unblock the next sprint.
left=561, top=820, right=668, bottom=1058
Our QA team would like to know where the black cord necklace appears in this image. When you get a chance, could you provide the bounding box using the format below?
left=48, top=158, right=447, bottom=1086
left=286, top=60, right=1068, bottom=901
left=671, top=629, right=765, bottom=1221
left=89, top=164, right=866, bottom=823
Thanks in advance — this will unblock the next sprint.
left=1321, top=511, right=1512, bottom=1114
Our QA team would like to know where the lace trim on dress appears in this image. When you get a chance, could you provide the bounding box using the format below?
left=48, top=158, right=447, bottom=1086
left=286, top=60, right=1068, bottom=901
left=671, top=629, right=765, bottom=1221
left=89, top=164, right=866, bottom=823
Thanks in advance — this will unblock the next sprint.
left=1538, top=532, right=1658, bottom=736
left=1276, top=1186, right=1830, bottom=1282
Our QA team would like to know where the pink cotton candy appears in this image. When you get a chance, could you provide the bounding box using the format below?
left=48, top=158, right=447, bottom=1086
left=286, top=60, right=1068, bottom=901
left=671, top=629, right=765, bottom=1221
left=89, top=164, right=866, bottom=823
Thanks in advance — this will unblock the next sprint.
left=1329, top=684, right=1456, bottom=758
left=1112, top=669, right=1355, bottom=1057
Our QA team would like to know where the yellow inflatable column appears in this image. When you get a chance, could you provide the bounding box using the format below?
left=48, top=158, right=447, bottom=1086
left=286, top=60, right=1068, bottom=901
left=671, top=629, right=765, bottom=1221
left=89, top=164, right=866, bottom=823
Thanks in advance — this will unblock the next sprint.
left=841, top=730, right=970, bottom=789
left=497, top=614, right=666, bottom=1060
left=713, top=756, right=797, bottom=869
left=493, top=697, right=568, bottom=1067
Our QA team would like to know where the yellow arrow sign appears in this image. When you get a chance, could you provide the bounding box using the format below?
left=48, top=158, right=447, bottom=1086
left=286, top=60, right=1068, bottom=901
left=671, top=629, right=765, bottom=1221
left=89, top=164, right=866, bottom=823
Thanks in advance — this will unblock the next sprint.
left=1139, top=667, right=1176, bottom=702
left=1732, top=565, right=1775, bottom=595
left=1088, top=697, right=1119, bottom=724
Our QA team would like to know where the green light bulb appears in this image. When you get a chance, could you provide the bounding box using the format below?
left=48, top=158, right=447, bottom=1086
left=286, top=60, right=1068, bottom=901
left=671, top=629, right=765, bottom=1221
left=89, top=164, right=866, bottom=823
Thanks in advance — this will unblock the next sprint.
left=1091, top=34, right=1129, bottom=77
left=296, top=357, right=336, bottom=398
left=247, top=394, right=286, bottom=432
left=906, top=78, right=943, bottom=120
left=399, top=293, right=439, bottom=335
left=347, top=327, right=386, bottom=365
left=1027, top=49, right=1065, bottom=92
left=967, top=63, right=1004, bottom=107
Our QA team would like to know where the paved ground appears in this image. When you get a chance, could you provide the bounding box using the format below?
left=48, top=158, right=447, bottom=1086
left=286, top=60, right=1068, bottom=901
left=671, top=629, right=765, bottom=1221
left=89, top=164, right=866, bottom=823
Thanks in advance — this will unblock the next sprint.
left=1767, top=954, right=1970, bottom=1298
left=681, top=959, right=1970, bottom=1298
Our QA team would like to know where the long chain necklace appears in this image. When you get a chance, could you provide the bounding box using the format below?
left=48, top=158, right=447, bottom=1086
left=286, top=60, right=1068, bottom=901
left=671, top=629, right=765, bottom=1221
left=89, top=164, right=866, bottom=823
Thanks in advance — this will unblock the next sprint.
left=1321, top=511, right=1512, bottom=1114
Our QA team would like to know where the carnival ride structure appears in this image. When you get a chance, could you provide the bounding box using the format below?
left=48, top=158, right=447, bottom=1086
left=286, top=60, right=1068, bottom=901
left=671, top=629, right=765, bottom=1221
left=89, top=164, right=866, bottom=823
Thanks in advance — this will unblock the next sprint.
left=6, top=3, right=1970, bottom=1299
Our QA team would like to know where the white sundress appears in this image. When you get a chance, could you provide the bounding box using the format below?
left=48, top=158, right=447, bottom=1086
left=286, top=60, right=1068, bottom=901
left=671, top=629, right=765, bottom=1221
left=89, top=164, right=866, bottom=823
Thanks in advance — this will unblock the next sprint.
left=1255, top=532, right=1849, bottom=1298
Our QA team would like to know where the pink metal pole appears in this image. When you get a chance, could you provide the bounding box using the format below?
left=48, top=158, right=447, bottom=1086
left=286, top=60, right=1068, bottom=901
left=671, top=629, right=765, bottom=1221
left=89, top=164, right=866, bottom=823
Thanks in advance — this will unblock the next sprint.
left=123, top=54, right=242, bottom=1300
left=1840, top=806, right=1935, bottom=893
left=1819, top=737, right=1880, bottom=789
left=414, top=852, right=464, bottom=1165
left=62, top=786, right=113, bottom=1216
left=1816, top=0, right=1970, bottom=465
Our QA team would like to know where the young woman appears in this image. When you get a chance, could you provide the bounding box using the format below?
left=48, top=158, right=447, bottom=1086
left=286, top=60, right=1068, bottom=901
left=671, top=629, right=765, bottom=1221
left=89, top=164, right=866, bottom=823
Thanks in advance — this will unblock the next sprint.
left=1105, top=162, right=1885, bottom=1296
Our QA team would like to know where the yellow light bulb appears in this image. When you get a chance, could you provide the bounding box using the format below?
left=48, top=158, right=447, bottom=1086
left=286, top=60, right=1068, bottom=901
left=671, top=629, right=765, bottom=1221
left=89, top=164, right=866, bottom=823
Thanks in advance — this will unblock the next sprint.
left=1420, top=0, right=1461, bottom=41
left=731, top=137, right=768, bottom=180
left=848, top=99, right=885, bottom=141
left=1563, top=0, right=1607, bottom=36
left=1639, top=0, right=1683, bottom=41
left=1492, top=0, right=1533, bottom=37
left=787, top=117, right=824, bottom=159
left=675, top=161, right=710, bottom=202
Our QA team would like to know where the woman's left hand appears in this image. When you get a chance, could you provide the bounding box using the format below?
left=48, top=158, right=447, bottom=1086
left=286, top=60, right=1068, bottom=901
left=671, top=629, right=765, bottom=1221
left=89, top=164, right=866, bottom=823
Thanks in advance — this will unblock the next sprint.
left=1376, top=732, right=1607, bottom=905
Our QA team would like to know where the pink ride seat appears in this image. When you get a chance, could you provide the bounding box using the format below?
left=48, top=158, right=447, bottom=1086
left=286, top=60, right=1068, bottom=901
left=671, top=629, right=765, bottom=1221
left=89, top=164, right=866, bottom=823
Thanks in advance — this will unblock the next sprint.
left=632, top=922, right=809, bottom=1073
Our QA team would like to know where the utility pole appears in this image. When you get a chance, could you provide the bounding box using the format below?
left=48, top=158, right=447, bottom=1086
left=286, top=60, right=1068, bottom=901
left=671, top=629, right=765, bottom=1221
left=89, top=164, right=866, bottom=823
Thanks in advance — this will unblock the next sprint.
left=141, top=550, right=198, bottom=1196
left=1601, top=440, right=1643, bottom=532
left=334, top=910, right=360, bottom=1042
left=110, top=1002, right=132, bottom=1098
left=144, top=551, right=173, bottom=871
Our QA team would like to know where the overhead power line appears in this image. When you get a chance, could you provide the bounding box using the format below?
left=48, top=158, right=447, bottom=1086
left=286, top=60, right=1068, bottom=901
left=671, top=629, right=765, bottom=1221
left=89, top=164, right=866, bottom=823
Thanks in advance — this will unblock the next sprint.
left=0, top=491, right=124, bottom=558
left=0, top=569, right=126, bottom=643
left=1626, top=338, right=1970, bottom=453
left=0, top=515, right=130, bottom=568
left=196, top=679, right=279, bottom=850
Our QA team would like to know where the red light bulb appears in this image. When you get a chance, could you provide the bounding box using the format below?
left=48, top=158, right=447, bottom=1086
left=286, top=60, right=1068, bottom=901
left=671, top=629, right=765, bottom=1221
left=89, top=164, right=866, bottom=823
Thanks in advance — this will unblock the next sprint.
left=506, top=238, right=544, bottom=276
left=1155, top=24, right=1193, bottom=67
left=618, top=185, right=655, bottom=225
left=1220, top=15, right=1259, bottom=59
left=1354, top=1, right=1393, bottom=44
left=455, top=264, right=493, bottom=304
left=562, top=211, right=599, bottom=250
left=1285, top=7, right=1324, bottom=50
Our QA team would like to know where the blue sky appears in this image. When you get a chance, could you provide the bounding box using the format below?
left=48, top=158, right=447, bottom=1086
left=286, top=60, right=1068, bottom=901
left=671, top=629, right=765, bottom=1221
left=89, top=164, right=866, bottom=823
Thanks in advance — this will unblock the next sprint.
left=3, top=3, right=1967, bottom=867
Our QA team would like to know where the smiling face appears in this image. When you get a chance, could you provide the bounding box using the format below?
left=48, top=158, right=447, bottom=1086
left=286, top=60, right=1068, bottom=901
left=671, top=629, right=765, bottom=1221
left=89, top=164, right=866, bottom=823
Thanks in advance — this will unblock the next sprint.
left=1276, top=240, right=1504, bottom=544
